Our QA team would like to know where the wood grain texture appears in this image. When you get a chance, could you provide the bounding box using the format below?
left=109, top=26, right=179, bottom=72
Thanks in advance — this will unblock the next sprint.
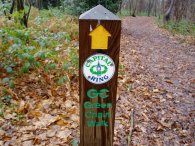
left=79, top=19, right=121, bottom=146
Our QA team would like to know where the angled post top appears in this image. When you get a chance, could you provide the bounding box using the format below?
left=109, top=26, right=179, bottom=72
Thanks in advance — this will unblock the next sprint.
left=79, top=4, right=120, bottom=20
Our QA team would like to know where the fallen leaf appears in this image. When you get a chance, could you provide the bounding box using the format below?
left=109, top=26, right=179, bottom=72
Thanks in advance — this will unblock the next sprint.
left=21, top=133, right=34, bottom=141
left=18, top=100, right=29, bottom=113
left=0, top=129, right=5, bottom=137
left=33, top=114, right=60, bottom=128
left=179, top=130, right=188, bottom=137
left=28, top=110, right=42, bottom=119
left=4, top=113, right=15, bottom=120
left=70, top=122, right=79, bottom=128
left=56, top=129, right=72, bottom=140
left=46, top=129, right=56, bottom=138
left=37, top=133, right=47, bottom=140
left=158, top=118, right=173, bottom=128
left=64, top=100, right=74, bottom=108
left=70, top=114, right=79, bottom=122
left=165, top=80, right=173, bottom=84
left=166, top=94, right=174, bottom=99
left=22, top=140, right=33, bottom=146
left=153, top=89, right=160, bottom=93
left=141, top=112, right=149, bottom=121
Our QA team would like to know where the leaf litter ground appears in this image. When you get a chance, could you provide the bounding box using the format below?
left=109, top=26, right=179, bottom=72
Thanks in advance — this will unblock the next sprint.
left=115, top=16, right=194, bottom=145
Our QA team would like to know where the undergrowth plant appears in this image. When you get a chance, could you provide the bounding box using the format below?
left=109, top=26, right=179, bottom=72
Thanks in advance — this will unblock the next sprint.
left=157, top=18, right=195, bottom=36
left=0, top=8, right=79, bottom=107
left=167, top=20, right=195, bottom=36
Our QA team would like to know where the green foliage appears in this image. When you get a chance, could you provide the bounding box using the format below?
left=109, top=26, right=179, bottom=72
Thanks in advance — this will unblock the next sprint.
left=0, top=0, right=11, bottom=16
left=39, top=8, right=66, bottom=18
left=117, top=9, right=130, bottom=17
left=2, top=77, right=15, bottom=88
left=1, top=95, right=13, bottom=104
left=0, top=8, right=79, bottom=91
left=163, top=19, right=195, bottom=36
left=71, top=139, right=79, bottom=146
left=0, top=97, right=25, bottom=121
left=57, top=75, right=68, bottom=85
left=0, top=100, right=6, bottom=117
left=0, top=27, right=76, bottom=73
left=0, top=6, right=79, bottom=124
left=137, top=12, right=148, bottom=16
left=63, top=0, right=122, bottom=16
left=0, top=1, right=31, bottom=27
left=117, top=9, right=150, bottom=17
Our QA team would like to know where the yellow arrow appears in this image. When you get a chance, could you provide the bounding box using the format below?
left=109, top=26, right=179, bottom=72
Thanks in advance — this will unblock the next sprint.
left=89, top=25, right=111, bottom=50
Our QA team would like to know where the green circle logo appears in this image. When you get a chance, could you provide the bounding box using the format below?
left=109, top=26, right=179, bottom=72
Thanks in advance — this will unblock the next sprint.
left=83, top=53, right=115, bottom=84
left=90, top=63, right=108, bottom=76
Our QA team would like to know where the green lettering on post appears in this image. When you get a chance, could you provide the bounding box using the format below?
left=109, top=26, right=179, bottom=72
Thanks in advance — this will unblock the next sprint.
left=87, top=89, right=109, bottom=99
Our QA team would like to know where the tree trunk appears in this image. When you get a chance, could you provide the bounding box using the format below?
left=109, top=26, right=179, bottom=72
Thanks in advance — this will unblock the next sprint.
left=162, top=0, right=165, bottom=13
left=8, top=0, right=31, bottom=27
left=9, top=0, right=15, bottom=20
left=128, top=0, right=132, bottom=15
left=147, top=0, right=154, bottom=16
left=154, top=0, right=157, bottom=16
left=16, top=0, right=24, bottom=11
left=16, top=0, right=28, bottom=27
left=36, top=0, right=42, bottom=10
left=132, top=0, right=137, bottom=17
left=164, top=0, right=175, bottom=22
left=119, top=0, right=123, bottom=15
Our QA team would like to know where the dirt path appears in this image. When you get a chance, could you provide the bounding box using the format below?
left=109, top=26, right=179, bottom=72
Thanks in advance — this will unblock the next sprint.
left=115, top=16, right=195, bottom=145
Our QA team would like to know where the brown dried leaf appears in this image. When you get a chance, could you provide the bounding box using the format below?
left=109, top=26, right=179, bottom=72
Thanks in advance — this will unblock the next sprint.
left=46, top=129, right=56, bottom=138
left=56, top=129, right=71, bottom=140
left=0, top=129, right=5, bottom=137
left=64, top=100, right=74, bottom=108
left=21, top=133, right=34, bottom=141
left=4, top=113, right=15, bottom=120
left=22, top=140, right=33, bottom=146
left=158, top=118, right=173, bottom=128
left=33, top=114, right=60, bottom=128
left=28, top=110, right=42, bottom=119
left=165, top=80, right=173, bottom=84
left=153, top=89, right=160, bottom=93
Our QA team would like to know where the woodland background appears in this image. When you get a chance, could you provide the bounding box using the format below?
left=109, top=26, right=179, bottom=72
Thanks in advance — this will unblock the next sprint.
left=0, top=0, right=194, bottom=145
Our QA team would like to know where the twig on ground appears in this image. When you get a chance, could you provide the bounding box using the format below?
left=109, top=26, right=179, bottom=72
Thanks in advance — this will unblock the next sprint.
left=128, top=109, right=134, bottom=146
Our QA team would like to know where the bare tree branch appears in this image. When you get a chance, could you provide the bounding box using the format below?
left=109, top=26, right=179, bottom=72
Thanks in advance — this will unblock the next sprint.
left=26, top=0, right=32, bottom=26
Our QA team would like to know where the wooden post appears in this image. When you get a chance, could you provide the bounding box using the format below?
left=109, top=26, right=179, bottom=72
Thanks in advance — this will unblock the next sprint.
left=79, top=5, right=121, bottom=146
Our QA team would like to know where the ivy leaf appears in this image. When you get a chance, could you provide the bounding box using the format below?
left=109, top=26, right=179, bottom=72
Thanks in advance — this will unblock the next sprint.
left=21, top=62, right=31, bottom=73
left=9, top=80, right=15, bottom=88
left=63, top=62, right=70, bottom=70
left=6, top=66, right=13, bottom=73
left=57, top=76, right=68, bottom=85
left=49, top=63, right=56, bottom=70
left=1, top=95, right=13, bottom=104
left=2, top=77, right=10, bottom=84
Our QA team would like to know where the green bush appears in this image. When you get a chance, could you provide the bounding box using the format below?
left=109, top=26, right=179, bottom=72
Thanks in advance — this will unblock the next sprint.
left=0, top=8, right=79, bottom=89
left=0, top=1, right=11, bottom=16
left=117, top=9, right=149, bottom=17
left=164, top=19, right=195, bottom=36
left=62, top=0, right=122, bottom=16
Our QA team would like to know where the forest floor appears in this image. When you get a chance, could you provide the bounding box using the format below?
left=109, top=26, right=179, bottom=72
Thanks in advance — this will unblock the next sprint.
left=0, top=15, right=194, bottom=146
left=115, top=16, right=195, bottom=145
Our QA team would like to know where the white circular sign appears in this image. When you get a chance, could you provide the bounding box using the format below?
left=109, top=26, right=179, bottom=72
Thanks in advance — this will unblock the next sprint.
left=83, top=53, right=115, bottom=84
